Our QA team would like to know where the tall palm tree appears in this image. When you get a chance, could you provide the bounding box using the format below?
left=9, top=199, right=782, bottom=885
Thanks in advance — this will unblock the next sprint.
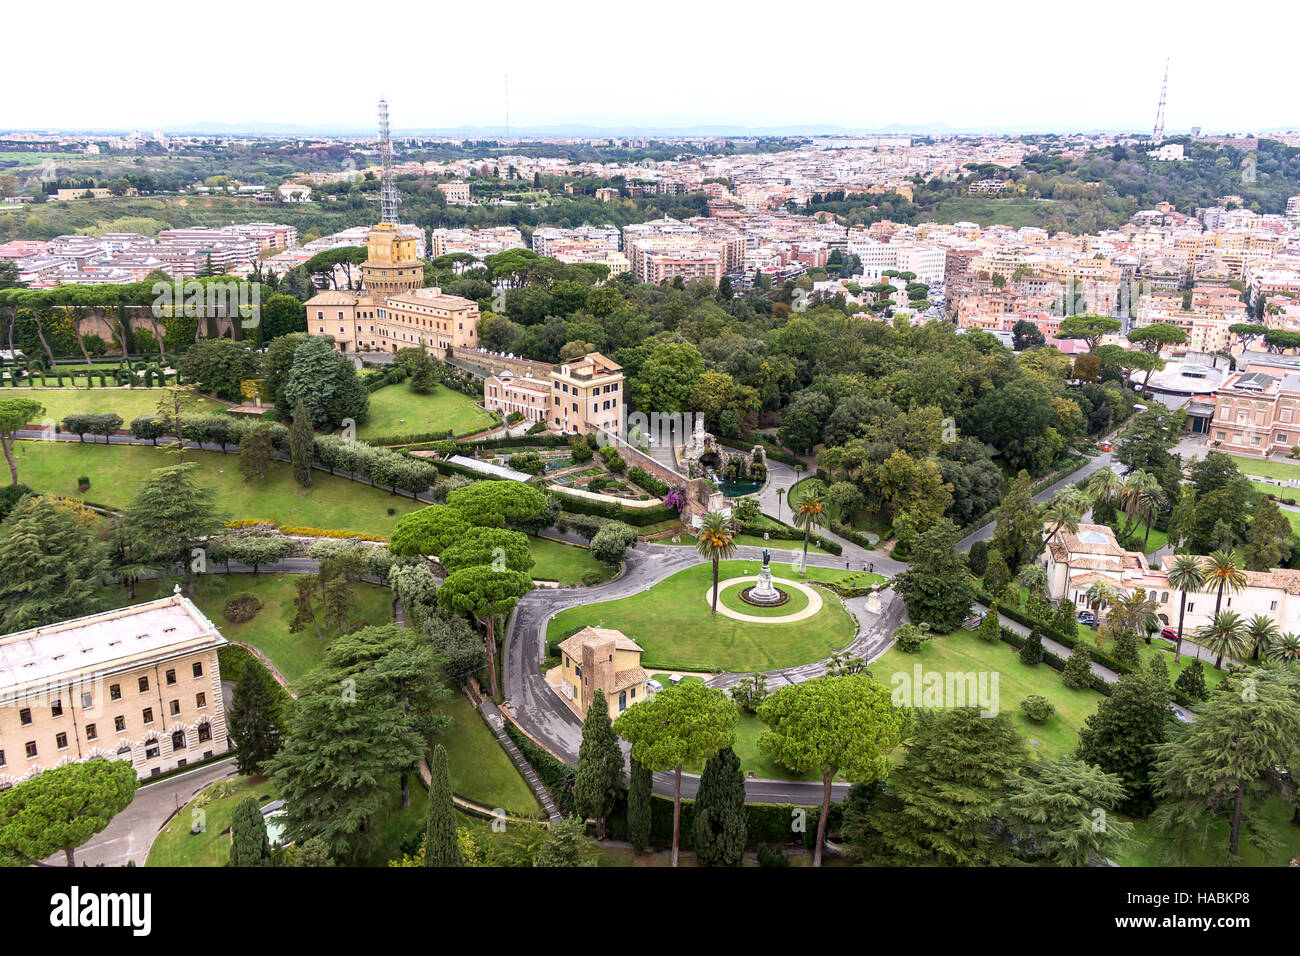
left=1084, top=579, right=1115, bottom=618
left=695, top=511, right=737, bottom=615
left=1034, top=488, right=1089, bottom=558
left=1016, top=564, right=1048, bottom=598
left=1197, top=610, right=1249, bottom=670
left=1244, top=614, right=1280, bottom=662
left=1267, top=633, right=1300, bottom=670
left=1165, top=555, right=1205, bottom=663
left=1117, top=470, right=1159, bottom=537
left=791, top=482, right=827, bottom=577
left=775, top=487, right=785, bottom=522
left=1203, top=549, right=1249, bottom=615
left=1134, top=484, right=1169, bottom=551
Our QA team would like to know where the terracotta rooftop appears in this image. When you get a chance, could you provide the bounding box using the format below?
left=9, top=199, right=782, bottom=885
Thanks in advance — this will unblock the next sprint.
left=557, top=626, right=644, bottom=659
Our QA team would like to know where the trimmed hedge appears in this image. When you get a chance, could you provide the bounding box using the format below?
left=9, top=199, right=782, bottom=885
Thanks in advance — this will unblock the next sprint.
left=606, top=792, right=837, bottom=852
left=501, top=719, right=575, bottom=816
left=973, top=585, right=1133, bottom=677
left=627, top=466, right=669, bottom=497
left=550, top=488, right=677, bottom=527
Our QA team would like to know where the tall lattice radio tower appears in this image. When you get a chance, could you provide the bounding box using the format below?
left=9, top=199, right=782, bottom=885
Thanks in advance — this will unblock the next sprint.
left=378, top=97, right=400, bottom=223
left=1152, top=59, right=1169, bottom=144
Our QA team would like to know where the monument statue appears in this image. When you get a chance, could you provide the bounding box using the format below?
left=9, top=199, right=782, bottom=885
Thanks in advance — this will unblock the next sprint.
left=748, top=531, right=781, bottom=605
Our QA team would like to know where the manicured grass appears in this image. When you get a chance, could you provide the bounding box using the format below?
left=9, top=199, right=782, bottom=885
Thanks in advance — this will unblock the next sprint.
left=435, top=688, right=541, bottom=818
left=357, top=383, right=496, bottom=440
left=528, top=535, right=610, bottom=585
left=872, top=627, right=1106, bottom=760
left=17, top=387, right=224, bottom=425
left=731, top=710, right=821, bottom=782
left=716, top=578, right=812, bottom=617
left=1115, top=796, right=1300, bottom=867
left=1229, top=454, right=1300, bottom=482
left=12, top=440, right=422, bottom=536
left=545, top=560, right=857, bottom=672
left=147, top=775, right=278, bottom=867
left=109, top=573, right=395, bottom=689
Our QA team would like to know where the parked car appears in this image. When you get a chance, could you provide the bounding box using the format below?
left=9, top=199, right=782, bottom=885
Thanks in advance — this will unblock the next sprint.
left=1077, top=610, right=1098, bottom=626
left=1159, top=627, right=1178, bottom=642
left=962, top=612, right=985, bottom=630
left=1096, top=440, right=1113, bottom=452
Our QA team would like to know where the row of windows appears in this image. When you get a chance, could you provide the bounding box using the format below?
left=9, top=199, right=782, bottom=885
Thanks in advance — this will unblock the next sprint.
left=0, top=723, right=213, bottom=765
left=18, top=693, right=207, bottom=730
left=555, top=381, right=620, bottom=394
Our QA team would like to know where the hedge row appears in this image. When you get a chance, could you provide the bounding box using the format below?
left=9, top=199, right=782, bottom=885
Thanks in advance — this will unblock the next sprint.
left=605, top=791, right=837, bottom=852
left=549, top=487, right=678, bottom=526
left=626, top=466, right=669, bottom=497
left=501, top=719, right=576, bottom=816
left=993, top=623, right=1113, bottom=697
left=735, top=519, right=843, bottom=556
left=973, top=585, right=1133, bottom=677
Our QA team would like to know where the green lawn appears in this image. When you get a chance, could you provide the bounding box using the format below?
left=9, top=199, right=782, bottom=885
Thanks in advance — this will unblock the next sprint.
left=545, top=560, right=857, bottom=672
left=14, top=387, right=224, bottom=425
left=147, top=775, right=278, bottom=867
left=1115, top=796, right=1300, bottom=867
left=435, top=689, right=541, bottom=818
left=108, top=573, right=395, bottom=689
left=660, top=532, right=830, bottom=555
left=716, top=578, right=812, bottom=618
left=872, top=627, right=1106, bottom=760
left=12, top=440, right=422, bottom=536
left=1229, top=454, right=1300, bottom=482
left=358, top=383, right=496, bottom=440
left=529, top=535, right=610, bottom=585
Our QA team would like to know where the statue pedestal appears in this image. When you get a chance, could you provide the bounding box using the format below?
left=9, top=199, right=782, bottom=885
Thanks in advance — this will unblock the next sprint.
left=866, top=590, right=882, bottom=614
left=747, top=565, right=782, bottom=605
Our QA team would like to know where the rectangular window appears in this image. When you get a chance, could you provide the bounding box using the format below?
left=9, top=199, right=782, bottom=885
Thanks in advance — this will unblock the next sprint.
left=198, top=724, right=212, bottom=743
left=25, top=742, right=37, bottom=759
left=114, top=715, right=125, bottom=732
left=1186, top=603, right=1194, bottom=612
left=51, top=700, right=62, bottom=717
left=0, top=750, right=5, bottom=767
left=19, top=708, right=31, bottom=726
left=55, top=732, right=68, bottom=750
left=165, top=669, right=176, bottom=685
left=138, top=676, right=149, bottom=693
left=85, top=723, right=97, bottom=740
left=142, top=707, right=153, bottom=725
left=81, top=692, right=93, bottom=709
left=169, top=699, right=181, bottom=717
left=196, top=692, right=207, bottom=709
left=145, top=741, right=160, bottom=759
left=193, top=661, right=203, bottom=678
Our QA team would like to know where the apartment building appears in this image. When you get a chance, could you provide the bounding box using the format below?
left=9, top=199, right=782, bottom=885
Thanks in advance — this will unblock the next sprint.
left=482, top=371, right=552, bottom=425
left=0, top=590, right=229, bottom=787
left=482, top=351, right=626, bottom=438
left=437, top=181, right=472, bottom=205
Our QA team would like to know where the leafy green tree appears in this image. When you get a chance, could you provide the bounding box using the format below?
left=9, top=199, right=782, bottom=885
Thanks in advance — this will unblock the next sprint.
left=1019, top=626, right=1044, bottom=665
left=892, top=519, right=975, bottom=632
left=1075, top=673, right=1172, bottom=816
left=437, top=566, right=533, bottom=698
left=425, top=744, right=462, bottom=867
left=389, top=505, right=472, bottom=557
left=1242, top=495, right=1292, bottom=571
left=238, top=422, right=276, bottom=482
left=574, top=690, right=623, bottom=840
left=757, top=674, right=909, bottom=866
left=1061, top=641, right=1093, bottom=689
left=981, top=548, right=1011, bottom=599
left=1053, top=596, right=1079, bottom=641
left=868, top=708, right=1026, bottom=866
left=281, top=336, right=369, bottom=430
left=0, top=495, right=109, bottom=631
left=289, top=400, right=314, bottom=488
left=439, top=527, right=535, bottom=575
left=178, top=338, right=260, bottom=401
left=534, top=816, right=597, bottom=867
left=627, top=757, right=652, bottom=854
left=1057, top=313, right=1121, bottom=352
left=1152, top=672, right=1300, bottom=862
left=613, top=682, right=736, bottom=867
left=446, top=480, right=547, bottom=528
left=229, top=796, right=274, bottom=867
left=228, top=659, right=286, bottom=775
left=1172, top=660, right=1209, bottom=706
left=118, top=462, right=224, bottom=587
left=991, top=471, right=1040, bottom=574
left=976, top=605, right=1002, bottom=643
left=693, top=746, right=747, bottom=867
left=1002, top=757, right=1132, bottom=866
left=0, top=760, right=136, bottom=867
left=0, top=397, right=43, bottom=485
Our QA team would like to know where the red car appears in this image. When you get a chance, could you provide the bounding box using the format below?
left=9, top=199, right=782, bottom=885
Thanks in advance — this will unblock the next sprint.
left=1097, top=440, right=1113, bottom=452
left=1160, top=627, right=1178, bottom=642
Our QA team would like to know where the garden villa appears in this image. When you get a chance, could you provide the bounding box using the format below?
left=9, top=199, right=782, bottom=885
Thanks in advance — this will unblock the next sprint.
left=554, top=626, right=652, bottom=717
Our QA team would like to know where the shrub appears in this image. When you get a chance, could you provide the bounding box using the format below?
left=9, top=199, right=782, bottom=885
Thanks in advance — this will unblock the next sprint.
left=1173, top=659, right=1209, bottom=707
left=1019, top=627, right=1044, bottom=665
left=598, top=445, right=625, bottom=472
left=893, top=622, right=933, bottom=653
left=1020, top=695, right=1056, bottom=723
left=77, top=475, right=90, bottom=490
left=756, top=843, right=790, bottom=867
left=1061, top=642, right=1093, bottom=689
left=222, top=593, right=264, bottom=624
left=626, top=466, right=668, bottom=497
left=976, top=607, right=1002, bottom=643
left=581, top=569, right=607, bottom=587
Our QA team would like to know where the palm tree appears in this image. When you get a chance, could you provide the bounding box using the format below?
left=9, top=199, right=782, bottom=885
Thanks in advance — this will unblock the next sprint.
left=1203, top=549, right=1249, bottom=615
left=1034, top=488, right=1089, bottom=558
left=1267, top=633, right=1300, bottom=670
left=1117, top=470, right=1159, bottom=538
left=1197, top=610, right=1249, bottom=670
left=695, top=511, right=737, bottom=615
left=1108, top=587, right=1160, bottom=642
left=1084, top=579, right=1115, bottom=618
left=775, top=487, right=785, bottom=522
left=1016, top=564, right=1048, bottom=598
left=791, top=482, right=827, bottom=576
left=1244, top=614, right=1280, bottom=662
left=1165, top=555, right=1205, bottom=663
left=1134, top=484, right=1168, bottom=551
left=1086, top=467, right=1121, bottom=508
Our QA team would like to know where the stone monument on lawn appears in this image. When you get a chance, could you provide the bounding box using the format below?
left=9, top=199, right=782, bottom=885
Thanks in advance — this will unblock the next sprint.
left=743, top=533, right=784, bottom=606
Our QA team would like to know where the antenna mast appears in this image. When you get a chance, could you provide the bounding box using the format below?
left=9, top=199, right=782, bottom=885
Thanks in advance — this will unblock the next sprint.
left=1152, top=58, right=1168, bottom=144
left=378, top=97, right=400, bottom=224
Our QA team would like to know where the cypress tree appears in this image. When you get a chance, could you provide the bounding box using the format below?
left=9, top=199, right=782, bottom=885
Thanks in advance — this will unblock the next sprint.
left=976, top=605, right=1002, bottom=643
left=229, top=796, right=273, bottom=867
left=574, top=689, right=623, bottom=840
left=1061, top=640, right=1093, bottom=689
left=1053, top=596, right=1078, bottom=641
left=1173, top=660, right=1208, bottom=706
left=693, top=746, right=747, bottom=867
left=229, top=660, right=285, bottom=775
left=627, top=757, right=652, bottom=853
left=290, top=399, right=313, bottom=488
left=424, top=744, right=462, bottom=867
left=1113, top=630, right=1140, bottom=670
left=1019, top=626, right=1044, bottom=665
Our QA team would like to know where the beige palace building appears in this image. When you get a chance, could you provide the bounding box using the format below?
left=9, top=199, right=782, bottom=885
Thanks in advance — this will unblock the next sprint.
left=306, top=222, right=481, bottom=355
left=0, top=590, right=230, bottom=787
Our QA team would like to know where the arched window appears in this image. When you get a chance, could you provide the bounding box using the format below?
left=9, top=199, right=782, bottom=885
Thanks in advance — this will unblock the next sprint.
left=171, top=730, right=186, bottom=752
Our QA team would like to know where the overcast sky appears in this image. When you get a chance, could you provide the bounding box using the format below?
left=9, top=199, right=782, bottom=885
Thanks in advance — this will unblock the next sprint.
left=6, top=0, right=1296, bottom=134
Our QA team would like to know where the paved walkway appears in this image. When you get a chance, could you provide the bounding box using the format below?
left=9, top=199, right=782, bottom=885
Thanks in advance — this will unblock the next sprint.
left=704, top=575, right=823, bottom=623
left=479, top=700, right=561, bottom=823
